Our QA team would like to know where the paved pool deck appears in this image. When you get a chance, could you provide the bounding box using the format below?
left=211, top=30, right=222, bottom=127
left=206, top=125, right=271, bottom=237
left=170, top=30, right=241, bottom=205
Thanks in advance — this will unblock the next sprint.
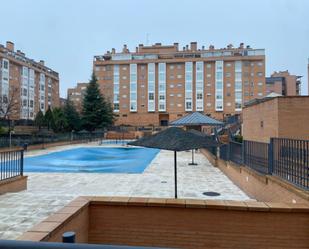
left=0, top=142, right=252, bottom=239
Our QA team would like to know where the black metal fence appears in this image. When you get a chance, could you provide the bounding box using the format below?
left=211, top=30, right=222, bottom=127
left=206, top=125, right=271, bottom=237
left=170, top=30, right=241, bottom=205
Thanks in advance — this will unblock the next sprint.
left=243, top=140, right=269, bottom=174
left=229, top=141, right=243, bottom=165
left=0, top=149, right=24, bottom=181
left=272, top=138, right=309, bottom=190
left=219, top=138, right=309, bottom=190
left=0, top=132, right=104, bottom=148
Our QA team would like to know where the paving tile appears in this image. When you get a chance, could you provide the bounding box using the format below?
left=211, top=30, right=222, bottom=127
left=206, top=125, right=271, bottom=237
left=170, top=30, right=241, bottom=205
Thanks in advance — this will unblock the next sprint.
left=0, top=144, right=251, bottom=240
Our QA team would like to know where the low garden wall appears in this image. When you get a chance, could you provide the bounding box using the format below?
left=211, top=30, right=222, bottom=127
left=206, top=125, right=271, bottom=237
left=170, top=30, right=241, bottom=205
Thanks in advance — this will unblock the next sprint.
left=201, top=149, right=309, bottom=204
left=0, top=176, right=27, bottom=195
left=18, top=196, right=309, bottom=249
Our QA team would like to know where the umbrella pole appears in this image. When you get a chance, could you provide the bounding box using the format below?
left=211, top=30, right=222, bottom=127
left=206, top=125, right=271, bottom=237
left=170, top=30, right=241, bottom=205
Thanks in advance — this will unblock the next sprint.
left=174, top=151, right=177, bottom=199
left=188, top=149, right=198, bottom=166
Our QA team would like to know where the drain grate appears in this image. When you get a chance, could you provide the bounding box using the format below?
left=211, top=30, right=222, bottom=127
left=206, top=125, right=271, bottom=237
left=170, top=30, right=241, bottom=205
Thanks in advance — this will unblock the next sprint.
left=203, top=191, right=221, bottom=197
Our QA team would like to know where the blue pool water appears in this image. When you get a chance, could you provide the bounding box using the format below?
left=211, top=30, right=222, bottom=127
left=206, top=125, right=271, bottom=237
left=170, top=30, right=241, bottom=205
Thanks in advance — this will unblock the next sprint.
left=24, top=147, right=159, bottom=173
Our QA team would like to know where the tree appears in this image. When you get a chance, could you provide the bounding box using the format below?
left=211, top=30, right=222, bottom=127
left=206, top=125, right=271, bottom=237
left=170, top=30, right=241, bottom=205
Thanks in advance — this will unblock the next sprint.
left=52, top=107, right=67, bottom=133
left=44, top=106, right=54, bottom=131
left=63, top=100, right=82, bottom=131
left=34, top=110, right=45, bottom=130
left=82, top=73, right=114, bottom=131
left=0, top=86, right=19, bottom=129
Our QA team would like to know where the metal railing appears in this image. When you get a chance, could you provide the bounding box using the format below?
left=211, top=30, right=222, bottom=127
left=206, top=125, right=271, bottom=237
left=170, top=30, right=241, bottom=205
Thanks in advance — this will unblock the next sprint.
left=0, top=149, right=24, bottom=181
left=243, top=140, right=269, bottom=174
left=272, top=138, right=309, bottom=190
left=0, top=240, right=164, bottom=249
left=0, top=132, right=104, bottom=148
left=229, top=141, right=243, bottom=165
left=219, top=138, right=309, bottom=190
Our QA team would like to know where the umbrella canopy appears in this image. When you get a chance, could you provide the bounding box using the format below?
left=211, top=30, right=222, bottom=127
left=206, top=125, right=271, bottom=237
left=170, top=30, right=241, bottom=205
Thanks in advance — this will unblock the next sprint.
left=128, top=127, right=219, bottom=199
left=170, top=112, right=223, bottom=126
left=128, top=127, right=219, bottom=151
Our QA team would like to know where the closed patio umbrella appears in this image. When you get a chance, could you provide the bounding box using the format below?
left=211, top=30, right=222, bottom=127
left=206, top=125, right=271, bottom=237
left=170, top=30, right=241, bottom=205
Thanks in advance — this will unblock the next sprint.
left=128, top=127, right=219, bottom=198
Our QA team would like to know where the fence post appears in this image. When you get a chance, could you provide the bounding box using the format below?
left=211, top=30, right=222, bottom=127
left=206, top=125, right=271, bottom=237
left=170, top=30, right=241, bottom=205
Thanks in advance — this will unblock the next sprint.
left=268, top=138, right=274, bottom=175
left=241, top=141, right=245, bottom=165
left=20, top=150, right=24, bottom=176
left=227, top=143, right=230, bottom=161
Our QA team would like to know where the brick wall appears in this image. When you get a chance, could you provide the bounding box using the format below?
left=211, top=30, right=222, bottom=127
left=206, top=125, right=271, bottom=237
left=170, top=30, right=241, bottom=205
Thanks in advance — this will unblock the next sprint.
left=0, top=176, right=27, bottom=195
left=243, top=96, right=309, bottom=142
left=19, top=197, right=309, bottom=249
left=202, top=149, right=309, bottom=204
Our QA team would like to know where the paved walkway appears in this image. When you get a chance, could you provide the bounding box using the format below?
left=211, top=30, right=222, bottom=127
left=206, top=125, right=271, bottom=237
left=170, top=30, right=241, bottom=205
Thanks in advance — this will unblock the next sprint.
left=0, top=144, right=251, bottom=239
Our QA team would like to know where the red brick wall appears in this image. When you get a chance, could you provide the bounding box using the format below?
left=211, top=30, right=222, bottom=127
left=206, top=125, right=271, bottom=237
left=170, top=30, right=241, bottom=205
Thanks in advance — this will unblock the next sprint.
left=213, top=157, right=309, bottom=204
left=0, top=176, right=27, bottom=195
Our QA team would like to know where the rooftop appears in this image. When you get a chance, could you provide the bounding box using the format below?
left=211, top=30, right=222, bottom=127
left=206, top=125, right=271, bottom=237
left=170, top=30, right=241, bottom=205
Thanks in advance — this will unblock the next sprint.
left=94, top=42, right=265, bottom=62
left=0, top=41, right=59, bottom=79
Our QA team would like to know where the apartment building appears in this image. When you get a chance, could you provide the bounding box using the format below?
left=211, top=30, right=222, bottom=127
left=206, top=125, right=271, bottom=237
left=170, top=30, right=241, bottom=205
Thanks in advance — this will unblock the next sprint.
left=67, top=82, right=88, bottom=113
left=266, top=71, right=302, bottom=96
left=0, top=41, right=59, bottom=120
left=93, top=42, right=266, bottom=126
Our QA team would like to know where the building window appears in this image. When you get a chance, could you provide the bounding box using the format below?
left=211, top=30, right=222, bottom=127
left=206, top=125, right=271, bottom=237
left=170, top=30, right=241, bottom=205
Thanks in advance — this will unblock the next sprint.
left=185, top=62, right=193, bottom=111
left=148, top=63, right=155, bottom=112
left=215, top=60, right=224, bottom=111
left=195, top=61, right=204, bottom=111
left=257, top=72, right=263, bottom=77
left=129, top=64, right=137, bottom=112
left=234, top=61, right=242, bottom=111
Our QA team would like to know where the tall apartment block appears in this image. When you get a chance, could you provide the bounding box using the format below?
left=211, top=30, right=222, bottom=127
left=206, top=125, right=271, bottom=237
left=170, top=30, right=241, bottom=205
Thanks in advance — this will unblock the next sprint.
left=93, top=42, right=266, bottom=126
left=0, top=41, right=59, bottom=120
left=266, top=71, right=302, bottom=96
left=67, top=82, right=88, bottom=113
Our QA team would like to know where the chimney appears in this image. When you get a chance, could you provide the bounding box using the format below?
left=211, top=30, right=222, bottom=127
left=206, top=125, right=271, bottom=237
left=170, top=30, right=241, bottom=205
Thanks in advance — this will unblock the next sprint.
left=209, top=45, right=215, bottom=50
left=39, top=60, right=45, bottom=66
left=239, top=43, right=244, bottom=49
left=183, top=46, right=186, bottom=51
left=122, top=44, right=127, bottom=53
left=186, top=45, right=189, bottom=51
left=190, top=42, right=197, bottom=51
left=155, top=43, right=161, bottom=46
left=135, top=47, right=138, bottom=53
left=173, top=42, right=179, bottom=51
left=111, top=48, right=116, bottom=54
left=6, top=41, right=14, bottom=51
left=202, top=45, right=205, bottom=50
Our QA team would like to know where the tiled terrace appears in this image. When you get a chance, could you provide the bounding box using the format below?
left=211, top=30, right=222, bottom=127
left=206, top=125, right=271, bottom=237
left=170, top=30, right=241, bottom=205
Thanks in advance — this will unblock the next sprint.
left=0, top=143, right=251, bottom=239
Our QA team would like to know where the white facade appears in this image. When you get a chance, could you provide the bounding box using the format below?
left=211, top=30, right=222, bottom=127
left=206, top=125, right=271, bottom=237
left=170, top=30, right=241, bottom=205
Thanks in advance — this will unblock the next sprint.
left=129, top=64, right=137, bottom=112
left=185, top=62, right=193, bottom=111
left=235, top=61, right=242, bottom=111
left=158, top=63, right=166, bottom=112
left=39, top=73, right=45, bottom=113
left=195, top=61, right=204, bottom=111
left=113, top=64, right=120, bottom=112
left=215, top=60, right=224, bottom=111
left=0, top=59, right=10, bottom=117
left=147, top=63, right=155, bottom=112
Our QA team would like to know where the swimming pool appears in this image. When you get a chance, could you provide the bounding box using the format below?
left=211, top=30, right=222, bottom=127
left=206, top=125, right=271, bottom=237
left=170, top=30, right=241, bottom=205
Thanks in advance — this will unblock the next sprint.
left=24, top=147, right=159, bottom=173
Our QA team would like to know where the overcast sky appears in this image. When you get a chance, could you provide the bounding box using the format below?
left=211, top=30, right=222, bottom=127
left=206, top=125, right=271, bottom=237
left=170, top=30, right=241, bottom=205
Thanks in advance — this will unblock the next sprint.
left=1, top=0, right=308, bottom=97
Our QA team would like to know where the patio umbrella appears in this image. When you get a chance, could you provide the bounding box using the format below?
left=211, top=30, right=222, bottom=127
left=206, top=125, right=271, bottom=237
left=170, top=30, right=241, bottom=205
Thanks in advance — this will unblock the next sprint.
left=187, top=129, right=219, bottom=165
left=128, top=127, right=219, bottom=198
left=170, top=112, right=223, bottom=165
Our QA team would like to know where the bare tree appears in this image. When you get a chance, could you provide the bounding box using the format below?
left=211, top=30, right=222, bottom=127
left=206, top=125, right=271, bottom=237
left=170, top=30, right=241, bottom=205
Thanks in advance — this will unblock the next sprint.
left=0, top=86, right=20, bottom=128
